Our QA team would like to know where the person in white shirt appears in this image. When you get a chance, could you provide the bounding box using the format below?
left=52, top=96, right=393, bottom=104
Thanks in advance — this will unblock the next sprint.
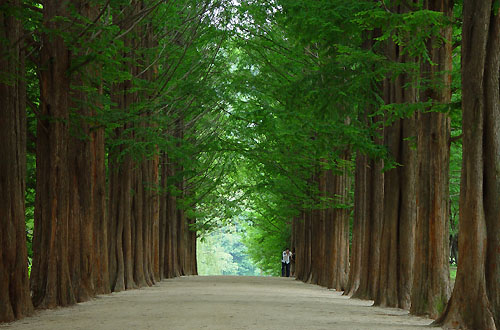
left=281, top=248, right=292, bottom=277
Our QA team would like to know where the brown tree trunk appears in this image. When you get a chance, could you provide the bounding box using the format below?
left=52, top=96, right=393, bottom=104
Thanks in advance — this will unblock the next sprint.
left=151, top=153, right=161, bottom=281
left=107, top=149, right=127, bottom=291
left=107, top=124, right=135, bottom=291
left=159, top=152, right=170, bottom=278
left=309, top=171, right=323, bottom=285
left=0, top=0, right=34, bottom=320
left=186, top=216, right=198, bottom=275
left=375, top=34, right=416, bottom=309
left=349, top=29, right=384, bottom=301
left=303, top=210, right=312, bottom=282
left=318, top=171, right=329, bottom=287
left=376, top=117, right=416, bottom=310
left=296, top=209, right=311, bottom=282
left=108, top=1, right=152, bottom=291
left=290, top=217, right=297, bottom=277
left=132, top=14, right=159, bottom=287
left=484, top=8, right=500, bottom=326
left=436, top=1, right=499, bottom=328
left=31, top=0, right=76, bottom=308
left=295, top=212, right=305, bottom=281
left=353, top=157, right=383, bottom=300
left=66, top=0, right=112, bottom=302
left=91, top=120, right=110, bottom=294
left=325, top=156, right=350, bottom=291
left=177, top=204, right=187, bottom=276
left=132, top=162, right=148, bottom=287
left=167, top=153, right=181, bottom=277
left=68, top=105, right=95, bottom=302
left=411, top=0, right=452, bottom=318
left=336, top=164, right=350, bottom=291
left=345, top=153, right=367, bottom=296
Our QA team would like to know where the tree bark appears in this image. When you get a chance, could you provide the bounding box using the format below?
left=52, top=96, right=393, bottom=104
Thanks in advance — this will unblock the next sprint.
left=107, top=120, right=135, bottom=291
left=0, top=0, right=34, bottom=320
left=325, top=158, right=350, bottom=291
left=187, top=216, right=198, bottom=275
left=310, top=171, right=323, bottom=285
left=411, top=0, right=452, bottom=318
left=345, top=153, right=367, bottom=296
left=350, top=28, right=384, bottom=301
left=351, top=146, right=383, bottom=301
left=436, top=1, right=499, bottom=328
left=66, top=0, right=112, bottom=302
left=303, top=209, right=312, bottom=282
left=375, top=33, right=416, bottom=309
left=159, top=152, right=171, bottom=278
left=91, top=118, right=110, bottom=294
left=31, top=0, right=76, bottom=308
left=167, top=153, right=181, bottom=277
left=294, top=212, right=305, bottom=281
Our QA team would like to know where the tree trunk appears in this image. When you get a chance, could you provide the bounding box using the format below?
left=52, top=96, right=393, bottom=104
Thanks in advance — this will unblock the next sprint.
left=375, top=34, right=416, bottom=309
left=436, top=1, right=499, bottom=328
left=350, top=29, right=384, bottom=301
left=31, top=0, right=76, bottom=308
left=108, top=0, right=151, bottom=291
left=66, top=0, right=113, bottom=302
left=291, top=217, right=297, bottom=277
left=0, top=0, right=34, bottom=320
left=167, top=153, right=181, bottom=277
left=310, top=171, right=323, bottom=285
left=187, top=216, right=198, bottom=275
left=318, top=170, right=329, bottom=287
left=107, top=125, right=135, bottom=291
left=159, top=153, right=166, bottom=277
left=484, top=8, right=500, bottom=325
left=411, top=0, right=452, bottom=318
left=295, top=212, right=305, bottom=280
left=151, top=153, right=161, bottom=281
left=91, top=118, right=110, bottom=294
left=132, top=162, right=148, bottom=287
left=303, top=210, right=312, bottom=282
left=325, top=157, right=350, bottom=291
left=68, top=103, right=95, bottom=302
left=345, top=153, right=367, bottom=296
left=376, top=116, right=416, bottom=310
left=352, top=150, right=384, bottom=301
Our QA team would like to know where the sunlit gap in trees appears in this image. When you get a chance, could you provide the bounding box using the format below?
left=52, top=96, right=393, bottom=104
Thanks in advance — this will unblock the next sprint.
left=196, top=220, right=262, bottom=276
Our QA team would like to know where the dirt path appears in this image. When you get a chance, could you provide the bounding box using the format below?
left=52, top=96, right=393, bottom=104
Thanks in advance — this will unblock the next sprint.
left=1, top=276, right=439, bottom=330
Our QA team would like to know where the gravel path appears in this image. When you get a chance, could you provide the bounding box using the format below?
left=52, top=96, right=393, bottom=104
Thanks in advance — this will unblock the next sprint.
left=1, top=276, right=439, bottom=330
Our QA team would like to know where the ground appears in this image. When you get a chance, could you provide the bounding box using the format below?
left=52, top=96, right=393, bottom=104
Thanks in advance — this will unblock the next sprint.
left=1, top=276, right=439, bottom=330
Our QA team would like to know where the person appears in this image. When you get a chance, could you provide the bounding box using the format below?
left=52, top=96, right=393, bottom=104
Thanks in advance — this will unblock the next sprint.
left=281, top=248, right=292, bottom=277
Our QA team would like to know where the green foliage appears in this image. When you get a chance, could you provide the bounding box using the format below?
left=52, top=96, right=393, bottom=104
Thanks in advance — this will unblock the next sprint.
left=450, top=266, right=457, bottom=280
left=190, top=0, right=461, bottom=271
left=241, top=214, right=290, bottom=276
left=197, top=225, right=260, bottom=276
left=12, top=0, right=464, bottom=274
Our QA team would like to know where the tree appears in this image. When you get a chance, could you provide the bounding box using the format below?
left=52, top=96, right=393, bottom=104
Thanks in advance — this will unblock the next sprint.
left=30, top=0, right=76, bottom=308
left=411, top=0, right=452, bottom=319
left=0, top=0, right=34, bottom=321
left=324, top=160, right=351, bottom=291
left=67, top=0, right=111, bottom=301
left=436, top=1, right=500, bottom=328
